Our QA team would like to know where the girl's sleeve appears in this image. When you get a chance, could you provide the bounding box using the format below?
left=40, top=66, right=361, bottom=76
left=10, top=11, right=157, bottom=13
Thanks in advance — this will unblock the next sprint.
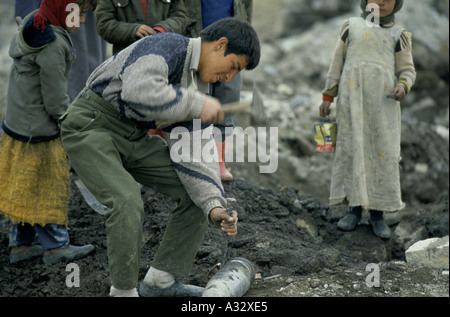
left=395, top=31, right=416, bottom=94
left=322, top=20, right=349, bottom=101
left=36, top=42, right=71, bottom=121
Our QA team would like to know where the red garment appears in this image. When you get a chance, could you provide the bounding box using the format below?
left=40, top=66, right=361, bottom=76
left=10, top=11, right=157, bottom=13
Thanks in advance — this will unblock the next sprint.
left=33, top=0, right=77, bottom=32
left=138, top=0, right=166, bottom=32
left=140, top=0, right=148, bottom=17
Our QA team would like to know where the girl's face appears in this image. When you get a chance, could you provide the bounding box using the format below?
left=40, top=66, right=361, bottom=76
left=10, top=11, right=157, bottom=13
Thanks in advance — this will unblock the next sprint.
left=367, top=0, right=396, bottom=18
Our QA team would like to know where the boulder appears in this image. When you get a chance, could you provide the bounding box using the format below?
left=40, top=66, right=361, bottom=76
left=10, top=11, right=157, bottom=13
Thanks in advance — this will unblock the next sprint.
left=405, top=236, right=449, bottom=268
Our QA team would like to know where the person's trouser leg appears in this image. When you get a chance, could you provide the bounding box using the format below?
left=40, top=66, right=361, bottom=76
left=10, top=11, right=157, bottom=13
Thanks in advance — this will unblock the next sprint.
left=34, top=224, right=70, bottom=251
left=126, top=138, right=208, bottom=276
left=212, top=73, right=241, bottom=181
left=62, top=114, right=146, bottom=289
left=9, top=223, right=36, bottom=248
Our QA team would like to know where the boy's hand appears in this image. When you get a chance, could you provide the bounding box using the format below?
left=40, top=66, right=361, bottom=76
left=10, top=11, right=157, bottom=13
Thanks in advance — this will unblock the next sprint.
left=209, top=207, right=238, bottom=236
left=200, top=96, right=225, bottom=124
left=136, top=25, right=157, bottom=38
left=319, top=101, right=332, bottom=117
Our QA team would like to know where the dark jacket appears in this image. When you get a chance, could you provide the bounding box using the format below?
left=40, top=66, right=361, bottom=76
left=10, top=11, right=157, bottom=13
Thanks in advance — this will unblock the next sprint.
left=94, top=0, right=189, bottom=54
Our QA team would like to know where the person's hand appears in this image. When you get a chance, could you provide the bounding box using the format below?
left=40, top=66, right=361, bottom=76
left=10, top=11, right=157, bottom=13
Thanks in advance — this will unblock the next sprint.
left=319, top=100, right=332, bottom=117
left=200, top=96, right=224, bottom=124
left=391, top=84, right=406, bottom=101
left=209, top=207, right=238, bottom=236
left=136, top=25, right=157, bottom=39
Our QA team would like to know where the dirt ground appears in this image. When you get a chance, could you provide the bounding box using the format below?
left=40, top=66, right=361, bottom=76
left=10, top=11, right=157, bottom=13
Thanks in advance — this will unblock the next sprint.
left=0, top=174, right=448, bottom=298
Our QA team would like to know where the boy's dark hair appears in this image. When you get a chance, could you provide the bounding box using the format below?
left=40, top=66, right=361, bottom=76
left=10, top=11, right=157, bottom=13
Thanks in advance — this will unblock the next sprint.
left=77, top=0, right=97, bottom=10
left=199, top=17, right=260, bottom=71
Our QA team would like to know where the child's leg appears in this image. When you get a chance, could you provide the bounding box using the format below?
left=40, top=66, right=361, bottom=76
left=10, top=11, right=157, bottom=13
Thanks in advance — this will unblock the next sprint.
left=337, top=206, right=362, bottom=231
left=34, top=224, right=95, bottom=264
left=9, top=223, right=36, bottom=248
left=33, top=224, right=69, bottom=251
left=349, top=206, right=362, bottom=217
left=9, top=223, right=43, bottom=263
left=369, top=210, right=391, bottom=239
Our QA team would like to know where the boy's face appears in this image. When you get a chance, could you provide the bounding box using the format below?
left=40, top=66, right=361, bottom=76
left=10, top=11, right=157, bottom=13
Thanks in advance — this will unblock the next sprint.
left=66, top=4, right=90, bottom=33
left=367, top=0, right=396, bottom=18
left=198, top=37, right=248, bottom=84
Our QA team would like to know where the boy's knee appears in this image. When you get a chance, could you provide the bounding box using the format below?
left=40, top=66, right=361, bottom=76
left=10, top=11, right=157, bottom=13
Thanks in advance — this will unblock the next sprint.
left=105, top=191, right=144, bottom=225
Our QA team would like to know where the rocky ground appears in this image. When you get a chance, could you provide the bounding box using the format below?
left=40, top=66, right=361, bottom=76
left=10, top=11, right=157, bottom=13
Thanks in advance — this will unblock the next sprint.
left=0, top=0, right=449, bottom=299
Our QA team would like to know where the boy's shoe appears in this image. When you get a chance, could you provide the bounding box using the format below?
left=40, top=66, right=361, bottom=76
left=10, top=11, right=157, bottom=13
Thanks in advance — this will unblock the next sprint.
left=139, top=280, right=204, bottom=297
left=43, top=244, right=95, bottom=264
left=371, top=219, right=391, bottom=239
left=10, top=245, right=44, bottom=264
left=337, top=214, right=361, bottom=231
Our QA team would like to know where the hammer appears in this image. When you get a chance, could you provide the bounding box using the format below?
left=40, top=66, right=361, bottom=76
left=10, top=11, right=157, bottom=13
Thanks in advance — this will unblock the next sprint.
left=156, top=83, right=265, bottom=128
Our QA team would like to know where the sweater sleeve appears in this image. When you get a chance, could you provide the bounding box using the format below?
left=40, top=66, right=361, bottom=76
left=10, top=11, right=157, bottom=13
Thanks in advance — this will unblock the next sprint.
left=120, top=54, right=205, bottom=122
left=322, top=20, right=349, bottom=98
left=163, top=125, right=227, bottom=218
left=395, top=31, right=416, bottom=94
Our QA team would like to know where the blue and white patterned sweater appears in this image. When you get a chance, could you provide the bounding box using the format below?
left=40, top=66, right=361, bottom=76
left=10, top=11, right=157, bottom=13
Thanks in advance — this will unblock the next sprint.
left=86, top=33, right=226, bottom=216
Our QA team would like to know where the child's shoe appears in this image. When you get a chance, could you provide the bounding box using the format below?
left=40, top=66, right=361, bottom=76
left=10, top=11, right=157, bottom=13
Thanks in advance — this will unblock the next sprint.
left=43, top=244, right=95, bottom=264
left=337, top=214, right=361, bottom=231
left=337, top=206, right=362, bottom=231
left=10, top=245, right=44, bottom=264
left=369, top=210, right=391, bottom=239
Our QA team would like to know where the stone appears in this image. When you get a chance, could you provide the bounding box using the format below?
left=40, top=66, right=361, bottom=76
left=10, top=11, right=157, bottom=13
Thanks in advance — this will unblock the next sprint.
left=405, top=236, right=449, bottom=269
left=394, top=221, right=428, bottom=250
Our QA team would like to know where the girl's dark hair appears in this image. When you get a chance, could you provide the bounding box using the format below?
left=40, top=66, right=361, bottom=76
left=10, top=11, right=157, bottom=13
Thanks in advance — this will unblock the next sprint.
left=77, top=0, right=97, bottom=10
left=199, top=17, right=260, bottom=71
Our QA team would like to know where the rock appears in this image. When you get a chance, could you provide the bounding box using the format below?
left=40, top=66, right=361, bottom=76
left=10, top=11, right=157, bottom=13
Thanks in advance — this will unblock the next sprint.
left=402, top=97, right=439, bottom=124
left=292, top=215, right=318, bottom=238
left=394, top=221, right=428, bottom=250
left=405, top=236, right=449, bottom=269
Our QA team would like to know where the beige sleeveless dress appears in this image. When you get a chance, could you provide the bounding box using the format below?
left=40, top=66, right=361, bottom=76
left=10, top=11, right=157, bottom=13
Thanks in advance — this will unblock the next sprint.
left=330, top=17, right=406, bottom=212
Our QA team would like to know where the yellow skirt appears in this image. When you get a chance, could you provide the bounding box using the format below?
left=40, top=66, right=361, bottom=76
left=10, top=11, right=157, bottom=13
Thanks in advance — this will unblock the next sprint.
left=0, top=133, right=69, bottom=226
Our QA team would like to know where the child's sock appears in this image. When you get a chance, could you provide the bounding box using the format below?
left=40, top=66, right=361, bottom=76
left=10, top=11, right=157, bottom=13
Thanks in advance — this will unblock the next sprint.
left=349, top=206, right=362, bottom=217
left=369, top=210, right=384, bottom=221
left=144, top=266, right=175, bottom=288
